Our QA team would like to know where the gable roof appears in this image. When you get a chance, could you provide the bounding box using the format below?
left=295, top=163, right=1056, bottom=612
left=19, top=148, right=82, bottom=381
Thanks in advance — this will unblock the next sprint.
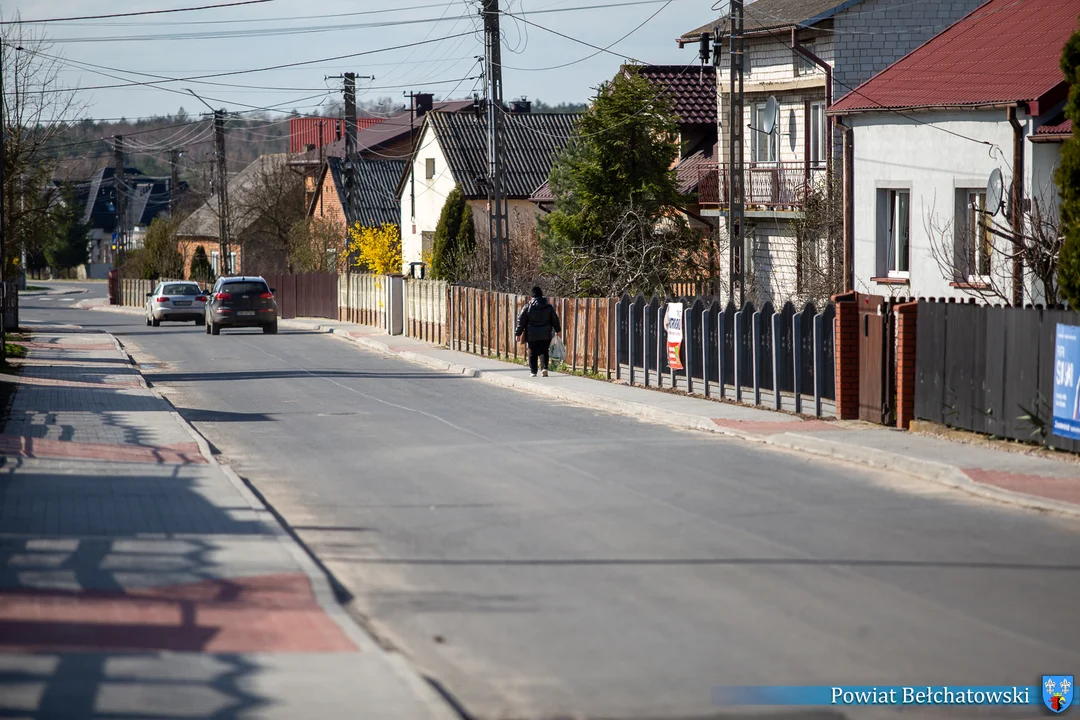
left=325, top=155, right=406, bottom=227
left=178, top=153, right=290, bottom=238
left=830, top=0, right=1079, bottom=114
left=421, top=110, right=582, bottom=199
left=289, top=100, right=475, bottom=165
left=678, top=0, right=856, bottom=44
left=1032, top=118, right=1072, bottom=142
left=632, top=65, right=716, bottom=125
left=67, top=167, right=178, bottom=233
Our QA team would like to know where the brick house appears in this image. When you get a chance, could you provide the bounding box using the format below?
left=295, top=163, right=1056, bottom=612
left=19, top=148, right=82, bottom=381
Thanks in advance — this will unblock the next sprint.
left=676, top=0, right=987, bottom=304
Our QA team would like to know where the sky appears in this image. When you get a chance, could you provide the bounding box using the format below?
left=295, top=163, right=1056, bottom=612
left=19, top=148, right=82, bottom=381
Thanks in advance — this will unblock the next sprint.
left=7, top=0, right=719, bottom=122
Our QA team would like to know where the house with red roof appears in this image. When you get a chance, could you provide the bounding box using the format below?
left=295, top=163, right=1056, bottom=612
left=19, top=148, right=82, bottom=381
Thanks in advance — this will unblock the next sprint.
left=829, top=0, right=1078, bottom=304
left=676, top=0, right=987, bottom=303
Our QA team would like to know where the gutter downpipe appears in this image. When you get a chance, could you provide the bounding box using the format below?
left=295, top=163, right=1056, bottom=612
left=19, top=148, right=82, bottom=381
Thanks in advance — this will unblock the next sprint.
left=1007, top=105, right=1025, bottom=307
left=792, top=28, right=832, bottom=179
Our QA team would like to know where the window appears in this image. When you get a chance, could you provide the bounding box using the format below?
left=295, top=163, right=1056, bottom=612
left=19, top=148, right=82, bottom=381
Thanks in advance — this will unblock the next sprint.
left=229, top=252, right=238, bottom=275
left=163, top=283, right=200, bottom=296
left=421, top=231, right=434, bottom=259
left=810, top=102, right=826, bottom=167
left=220, top=280, right=270, bottom=294
left=210, top=251, right=220, bottom=274
left=425, top=158, right=435, bottom=179
left=959, top=190, right=991, bottom=278
left=752, top=102, right=778, bottom=163
left=877, top=189, right=910, bottom=276
left=797, top=41, right=816, bottom=75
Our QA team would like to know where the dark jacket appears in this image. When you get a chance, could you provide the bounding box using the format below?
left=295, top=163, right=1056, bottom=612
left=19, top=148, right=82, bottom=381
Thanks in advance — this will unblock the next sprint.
left=516, top=297, right=561, bottom=342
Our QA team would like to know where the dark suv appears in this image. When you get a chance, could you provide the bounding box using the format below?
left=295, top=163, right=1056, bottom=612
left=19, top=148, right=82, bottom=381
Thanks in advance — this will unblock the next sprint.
left=205, top=276, right=278, bottom=335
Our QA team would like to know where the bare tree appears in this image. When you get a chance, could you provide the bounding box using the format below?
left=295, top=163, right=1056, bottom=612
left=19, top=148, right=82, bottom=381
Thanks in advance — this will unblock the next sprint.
left=3, top=16, right=84, bottom=275
left=287, top=215, right=346, bottom=272
left=227, top=155, right=305, bottom=272
left=926, top=182, right=1063, bottom=305
left=792, top=174, right=844, bottom=308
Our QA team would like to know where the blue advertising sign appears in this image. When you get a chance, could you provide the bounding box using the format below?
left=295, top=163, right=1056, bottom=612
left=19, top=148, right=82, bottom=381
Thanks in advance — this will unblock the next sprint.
left=1052, top=324, right=1080, bottom=440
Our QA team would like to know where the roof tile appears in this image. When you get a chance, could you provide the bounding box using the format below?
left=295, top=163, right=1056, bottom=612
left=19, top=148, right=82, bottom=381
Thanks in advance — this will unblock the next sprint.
left=634, top=65, right=717, bottom=125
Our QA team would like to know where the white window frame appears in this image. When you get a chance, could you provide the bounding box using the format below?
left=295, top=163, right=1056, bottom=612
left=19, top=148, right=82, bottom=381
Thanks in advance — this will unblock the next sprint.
left=797, top=41, right=816, bottom=76
left=963, top=190, right=991, bottom=281
left=810, top=102, right=826, bottom=168
left=425, top=158, right=436, bottom=180
left=752, top=102, right=779, bottom=164
left=885, top=189, right=911, bottom=277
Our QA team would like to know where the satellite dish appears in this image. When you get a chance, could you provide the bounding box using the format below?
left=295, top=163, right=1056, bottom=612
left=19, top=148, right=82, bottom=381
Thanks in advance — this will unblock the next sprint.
left=762, top=96, right=778, bottom=135
left=986, top=168, right=1004, bottom=215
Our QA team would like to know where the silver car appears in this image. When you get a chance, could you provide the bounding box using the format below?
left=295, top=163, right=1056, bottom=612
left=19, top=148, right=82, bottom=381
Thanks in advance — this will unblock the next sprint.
left=145, top=281, right=208, bottom=327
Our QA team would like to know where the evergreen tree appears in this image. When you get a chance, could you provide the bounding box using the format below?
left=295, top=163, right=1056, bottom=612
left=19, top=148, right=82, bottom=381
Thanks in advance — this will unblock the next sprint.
left=430, top=186, right=475, bottom=280
left=43, top=184, right=91, bottom=271
left=189, top=245, right=215, bottom=286
left=1058, top=28, right=1080, bottom=307
left=539, top=66, right=704, bottom=297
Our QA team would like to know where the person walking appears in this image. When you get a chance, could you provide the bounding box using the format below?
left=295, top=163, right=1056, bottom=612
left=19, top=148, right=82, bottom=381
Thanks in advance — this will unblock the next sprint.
left=516, top=286, right=561, bottom=377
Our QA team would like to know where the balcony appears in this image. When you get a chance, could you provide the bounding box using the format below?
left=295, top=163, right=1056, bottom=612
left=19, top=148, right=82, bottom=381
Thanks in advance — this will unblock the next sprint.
left=697, top=162, right=827, bottom=209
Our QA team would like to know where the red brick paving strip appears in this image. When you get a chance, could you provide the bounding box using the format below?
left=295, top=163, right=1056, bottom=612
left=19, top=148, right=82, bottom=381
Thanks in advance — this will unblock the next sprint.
left=963, top=469, right=1080, bottom=506
left=0, top=435, right=207, bottom=464
left=0, top=573, right=358, bottom=653
left=6, top=376, right=142, bottom=389
left=711, top=419, right=842, bottom=435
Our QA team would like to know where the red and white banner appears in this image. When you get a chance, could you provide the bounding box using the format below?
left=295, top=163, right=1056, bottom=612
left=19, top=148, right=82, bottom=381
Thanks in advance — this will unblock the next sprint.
left=665, top=302, right=684, bottom=370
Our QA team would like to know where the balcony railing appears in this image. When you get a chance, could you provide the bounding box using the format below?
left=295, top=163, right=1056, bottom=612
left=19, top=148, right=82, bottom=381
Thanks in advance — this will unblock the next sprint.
left=697, top=162, right=827, bottom=209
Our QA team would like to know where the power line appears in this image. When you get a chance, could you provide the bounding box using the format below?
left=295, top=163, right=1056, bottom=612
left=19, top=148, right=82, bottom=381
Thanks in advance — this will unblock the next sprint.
left=4, top=0, right=280, bottom=24
left=13, top=32, right=478, bottom=94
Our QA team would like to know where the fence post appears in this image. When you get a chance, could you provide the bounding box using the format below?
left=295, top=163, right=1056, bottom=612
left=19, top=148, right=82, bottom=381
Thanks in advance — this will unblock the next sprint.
left=734, top=309, right=743, bottom=402
left=701, top=307, right=710, bottom=398
left=753, top=309, right=762, bottom=406
left=793, top=313, right=803, bottom=415
left=833, top=292, right=860, bottom=420
left=658, top=305, right=666, bottom=388
left=684, top=307, right=693, bottom=394
left=894, top=302, right=918, bottom=429
left=628, top=303, right=635, bottom=385
left=813, top=312, right=824, bottom=417
left=717, top=311, right=726, bottom=399
left=615, top=300, right=622, bottom=381
left=643, top=304, right=650, bottom=387
left=771, top=312, right=782, bottom=410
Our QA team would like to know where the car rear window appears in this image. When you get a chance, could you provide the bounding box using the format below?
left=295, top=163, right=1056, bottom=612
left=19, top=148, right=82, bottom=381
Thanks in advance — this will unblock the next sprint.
left=163, top=284, right=200, bottom=296
left=221, top=281, right=269, bottom=294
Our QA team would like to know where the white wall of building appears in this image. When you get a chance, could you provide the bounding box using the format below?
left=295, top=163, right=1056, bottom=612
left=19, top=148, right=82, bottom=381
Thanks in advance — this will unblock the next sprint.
left=400, top=123, right=456, bottom=273
left=849, top=109, right=1058, bottom=302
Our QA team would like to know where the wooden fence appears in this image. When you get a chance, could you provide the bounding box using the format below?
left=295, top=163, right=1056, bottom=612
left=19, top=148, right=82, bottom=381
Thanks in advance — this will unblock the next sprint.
left=263, top=272, right=337, bottom=320
left=404, top=278, right=448, bottom=345
left=448, top=286, right=618, bottom=376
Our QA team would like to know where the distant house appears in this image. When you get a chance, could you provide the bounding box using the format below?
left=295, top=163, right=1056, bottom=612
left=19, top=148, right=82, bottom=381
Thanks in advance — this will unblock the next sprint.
left=398, top=104, right=581, bottom=276
left=176, top=153, right=292, bottom=278
left=676, top=0, right=987, bottom=303
left=65, top=167, right=181, bottom=277
left=829, top=0, right=1077, bottom=304
left=291, top=99, right=475, bottom=246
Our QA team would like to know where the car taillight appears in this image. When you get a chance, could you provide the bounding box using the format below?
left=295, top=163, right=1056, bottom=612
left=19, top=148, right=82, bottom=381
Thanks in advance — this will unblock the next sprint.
left=214, top=292, right=232, bottom=300
left=196, top=296, right=207, bottom=302
left=155, top=297, right=168, bottom=303
left=259, top=292, right=273, bottom=299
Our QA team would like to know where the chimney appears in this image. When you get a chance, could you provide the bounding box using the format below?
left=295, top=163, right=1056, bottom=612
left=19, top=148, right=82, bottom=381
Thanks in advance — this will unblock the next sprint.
left=510, top=96, right=531, bottom=114
left=415, top=93, right=434, bottom=118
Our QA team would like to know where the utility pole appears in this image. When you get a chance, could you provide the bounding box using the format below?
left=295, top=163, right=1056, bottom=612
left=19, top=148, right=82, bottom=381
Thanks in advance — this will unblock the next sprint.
left=0, top=41, right=7, bottom=361
left=482, top=0, right=509, bottom=290
left=114, top=135, right=126, bottom=270
left=406, top=91, right=418, bottom=231
left=327, top=72, right=372, bottom=247
left=212, top=110, right=231, bottom=275
left=169, top=148, right=181, bottom=215
left=728, top=0, right=745, bottom=305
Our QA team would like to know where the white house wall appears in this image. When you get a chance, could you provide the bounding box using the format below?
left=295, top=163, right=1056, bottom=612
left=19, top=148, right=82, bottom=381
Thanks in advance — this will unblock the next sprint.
left=849, top=109, right=1057, bottom=301
left=400, top=123, right=456, bottom=273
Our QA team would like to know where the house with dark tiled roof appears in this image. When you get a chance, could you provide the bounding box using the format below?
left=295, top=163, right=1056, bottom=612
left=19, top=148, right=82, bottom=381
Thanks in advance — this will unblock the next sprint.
left=675, top=0, right=986, bottom=304
left=293, top=99, right=475, bottom=249
left=399, top=105, right=581, bottom=275
left=830, top=0, right=1077, bottom=304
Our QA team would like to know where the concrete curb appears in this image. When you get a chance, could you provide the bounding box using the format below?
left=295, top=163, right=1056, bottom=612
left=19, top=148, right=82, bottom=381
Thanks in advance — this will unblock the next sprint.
left=99, top=329, right=462, bottom=720
left=21, top=287, right=88, bottom=297
left=284, top=319, right=1080, bottom=520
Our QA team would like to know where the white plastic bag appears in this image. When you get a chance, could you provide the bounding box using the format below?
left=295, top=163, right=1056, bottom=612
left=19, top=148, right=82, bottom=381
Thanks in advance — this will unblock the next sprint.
left=549, top=335, right=565, bottom=363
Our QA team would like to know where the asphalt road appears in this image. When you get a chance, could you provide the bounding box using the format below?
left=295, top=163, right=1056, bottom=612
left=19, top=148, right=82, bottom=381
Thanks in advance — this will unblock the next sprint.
left=22, top=282, right=1080, bottom=720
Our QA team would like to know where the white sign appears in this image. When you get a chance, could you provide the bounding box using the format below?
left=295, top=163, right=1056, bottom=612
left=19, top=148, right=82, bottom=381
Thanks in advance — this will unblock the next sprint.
left=665, top=302, right=684, bottom=370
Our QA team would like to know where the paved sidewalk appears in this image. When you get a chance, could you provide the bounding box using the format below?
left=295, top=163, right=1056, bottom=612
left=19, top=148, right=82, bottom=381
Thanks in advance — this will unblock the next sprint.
left=279, top=315, right=1080, bottom=518
left=0, top=322, right=458, bottom=719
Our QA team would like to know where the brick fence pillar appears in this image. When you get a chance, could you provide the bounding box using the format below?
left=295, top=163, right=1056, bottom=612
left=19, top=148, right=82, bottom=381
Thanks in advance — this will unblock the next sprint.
left=893, top=302, right=918, bottom=429
left=832, top=291, right=860, bottom=420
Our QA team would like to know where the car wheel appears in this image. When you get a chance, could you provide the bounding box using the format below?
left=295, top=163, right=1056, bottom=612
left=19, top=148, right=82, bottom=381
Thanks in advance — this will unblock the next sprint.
left=151, top=317, right=160, bottom=327
left=145, top=314, right=151, bottom=326
left=262, top=322, right=278, bottom=335
left=211, top=322, right=221, bottom=336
